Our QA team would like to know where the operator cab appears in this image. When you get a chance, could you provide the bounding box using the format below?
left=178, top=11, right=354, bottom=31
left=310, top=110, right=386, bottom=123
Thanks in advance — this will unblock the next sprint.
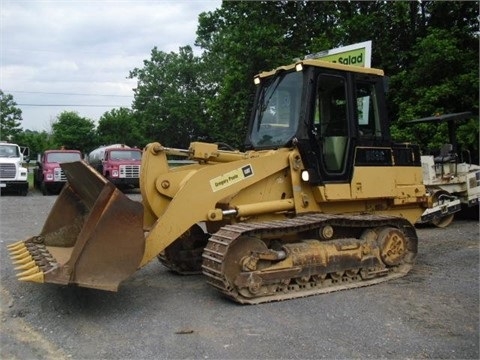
left=246, top=60, right=419, bottom=184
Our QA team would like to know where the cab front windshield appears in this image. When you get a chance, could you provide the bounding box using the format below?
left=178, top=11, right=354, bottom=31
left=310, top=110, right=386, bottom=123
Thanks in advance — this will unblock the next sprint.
left=0, top=144, right=19, bottom=158
left=47, top=152, right=82, bottom=163
left=110, top=150, right=142, bottom=161
left=250, top=71, right=303, bottom=148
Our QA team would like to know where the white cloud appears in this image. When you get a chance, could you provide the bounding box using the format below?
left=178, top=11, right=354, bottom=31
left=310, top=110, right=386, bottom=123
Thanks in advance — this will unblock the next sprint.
left=1, top=0, right=221, bottom=131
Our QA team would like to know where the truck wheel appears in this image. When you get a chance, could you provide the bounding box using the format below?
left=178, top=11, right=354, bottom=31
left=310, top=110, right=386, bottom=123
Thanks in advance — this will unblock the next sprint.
left=41, top=181, right=50, bottom=196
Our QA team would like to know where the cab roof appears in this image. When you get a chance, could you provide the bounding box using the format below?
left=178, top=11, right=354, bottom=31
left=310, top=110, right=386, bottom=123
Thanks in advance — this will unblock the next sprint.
left=257, top=59, right=384, bottom=79
left=45, top=149, right=81, bottom=153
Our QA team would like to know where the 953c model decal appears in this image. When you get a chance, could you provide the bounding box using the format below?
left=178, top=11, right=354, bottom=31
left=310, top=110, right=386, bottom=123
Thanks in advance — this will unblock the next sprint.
left=210, top=165, right=254, bottom=192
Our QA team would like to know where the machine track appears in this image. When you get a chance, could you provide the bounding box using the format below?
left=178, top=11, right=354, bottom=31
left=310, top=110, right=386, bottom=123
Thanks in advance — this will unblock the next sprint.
left=202, top=213, right=417, bottom=304
left=157, top=224, right=209, bottom=274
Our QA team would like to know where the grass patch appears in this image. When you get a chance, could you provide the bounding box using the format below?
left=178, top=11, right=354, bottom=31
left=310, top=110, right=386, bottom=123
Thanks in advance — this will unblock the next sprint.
left=28, top=172, right=34, bottom=189
left=26, top=163, right=35, bottom=189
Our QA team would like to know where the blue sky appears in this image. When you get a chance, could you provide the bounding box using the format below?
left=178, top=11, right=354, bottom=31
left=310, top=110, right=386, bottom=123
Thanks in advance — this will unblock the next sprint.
left=1, top=0, right=221, bottom=131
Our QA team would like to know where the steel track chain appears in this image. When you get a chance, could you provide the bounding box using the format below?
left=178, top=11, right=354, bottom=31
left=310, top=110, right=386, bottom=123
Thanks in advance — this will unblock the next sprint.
left=202, top=213, right=418, bottom=304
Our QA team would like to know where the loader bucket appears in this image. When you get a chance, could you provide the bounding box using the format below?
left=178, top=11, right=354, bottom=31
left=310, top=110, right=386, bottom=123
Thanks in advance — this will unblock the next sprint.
left=7, top=161, right=145, bottom=291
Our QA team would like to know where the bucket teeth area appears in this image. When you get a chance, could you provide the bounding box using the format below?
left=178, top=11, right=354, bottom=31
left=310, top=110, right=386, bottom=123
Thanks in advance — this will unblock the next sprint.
left=7, top=240, right=57, bottom=284
left=11, top=249, right=31, bottom=260
left=15, top=260, right=37, bottom=271
left=16, top=266, right=40, bottom=277
left=10, top=247, right=29, bottom=256
left=7, top=241, right=25, bottom=251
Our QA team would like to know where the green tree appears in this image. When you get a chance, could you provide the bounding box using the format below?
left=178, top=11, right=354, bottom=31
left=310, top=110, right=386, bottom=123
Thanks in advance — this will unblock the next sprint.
left=390, top=28, right=479, bottom=156
left=130, top=46, right=213, bottom=148
left=195, top=1, right=478, bottom=151
left=196, top=1, right=307, bottom=148
left=195, top=1, right=419, bottom=148
left=0, top=90, right=23, bottom=141
left=129, top=1, right=480, bottom=151
left=51, top=111, right=97, bottom=153
left=97, top=107, right=145, bottom=147
left=15, top=129, right=55, bottom=162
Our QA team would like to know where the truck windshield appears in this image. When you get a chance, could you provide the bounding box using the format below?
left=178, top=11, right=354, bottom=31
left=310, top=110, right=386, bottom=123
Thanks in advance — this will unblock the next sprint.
left=47, top=152, right=82, bottom=163
left=110, top=150, right=142, bottom=161
left=0, top=144, right=20, bottom=158
left=250, top=71, right=303, bottom=148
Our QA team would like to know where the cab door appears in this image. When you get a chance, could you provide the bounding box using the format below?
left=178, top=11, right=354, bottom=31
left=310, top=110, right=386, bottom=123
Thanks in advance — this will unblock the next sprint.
left=311, top=71, right=355, bottom=183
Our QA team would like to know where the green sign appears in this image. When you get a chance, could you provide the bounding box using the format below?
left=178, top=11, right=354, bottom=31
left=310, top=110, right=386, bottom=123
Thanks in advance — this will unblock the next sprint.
left=319, top=49, right=365, bottom=66
left=306, top=41, right=372, bottom=68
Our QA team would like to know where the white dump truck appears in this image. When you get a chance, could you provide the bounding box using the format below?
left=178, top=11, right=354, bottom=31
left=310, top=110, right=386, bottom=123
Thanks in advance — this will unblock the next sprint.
left=0, top=141, right=29, bottom=196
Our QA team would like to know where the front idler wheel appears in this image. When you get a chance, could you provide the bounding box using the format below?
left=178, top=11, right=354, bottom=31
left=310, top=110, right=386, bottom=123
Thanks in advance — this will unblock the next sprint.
left=223, top=236, right=268, bottom=293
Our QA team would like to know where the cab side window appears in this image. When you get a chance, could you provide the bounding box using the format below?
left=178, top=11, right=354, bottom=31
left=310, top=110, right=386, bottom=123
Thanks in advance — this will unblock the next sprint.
left=356, top=82, right=382, bottom=138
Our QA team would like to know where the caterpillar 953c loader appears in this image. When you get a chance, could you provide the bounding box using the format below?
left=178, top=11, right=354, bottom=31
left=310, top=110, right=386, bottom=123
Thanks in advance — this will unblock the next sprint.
left=8, top=60, right=458, bottom=304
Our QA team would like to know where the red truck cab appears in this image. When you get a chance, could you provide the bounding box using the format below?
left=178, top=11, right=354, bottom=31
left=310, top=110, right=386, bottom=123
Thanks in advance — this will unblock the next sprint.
left=34, top=149, right=82, bottom=195
left=87, top=145, right=142, bottom=190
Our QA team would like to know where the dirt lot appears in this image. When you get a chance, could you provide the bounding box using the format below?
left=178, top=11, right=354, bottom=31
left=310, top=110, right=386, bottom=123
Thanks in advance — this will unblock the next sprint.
left=0, top=190, right=478, bottom=359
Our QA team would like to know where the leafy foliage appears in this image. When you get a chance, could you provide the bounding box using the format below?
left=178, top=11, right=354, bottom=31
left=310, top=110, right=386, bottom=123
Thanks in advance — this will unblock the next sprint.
left=0, top=90, right=23, bottom=141
left=15, top=130, right=55, bottom=162
left=193, top=1, right=478, bottom=153
left=195, top=1, right=343, bottom=148
left=97, top=107, right=145, bottom=147
left=14, top=1, right=479, bottom=161
left=51, top=111, right=97, bottom=153
left=129, top=46, right=213, bottom=148
left=390, top=27, right=479, bottom=156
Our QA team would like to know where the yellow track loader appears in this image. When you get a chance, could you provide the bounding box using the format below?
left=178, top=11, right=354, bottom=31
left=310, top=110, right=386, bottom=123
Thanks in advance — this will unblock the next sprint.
left=8, top=60, right=457, bottom=304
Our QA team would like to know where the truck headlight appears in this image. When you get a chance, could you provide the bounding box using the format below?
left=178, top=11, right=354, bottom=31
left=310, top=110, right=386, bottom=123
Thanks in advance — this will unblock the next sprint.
left=112, top=170, right=119, bottom=177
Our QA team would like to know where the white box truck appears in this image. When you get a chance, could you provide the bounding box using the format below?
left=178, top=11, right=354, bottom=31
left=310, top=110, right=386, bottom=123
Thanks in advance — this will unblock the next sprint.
left=0, top=141, right=29, bottom=196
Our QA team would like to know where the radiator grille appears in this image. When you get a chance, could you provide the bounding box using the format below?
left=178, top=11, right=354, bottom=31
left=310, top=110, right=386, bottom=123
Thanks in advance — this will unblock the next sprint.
left=119, top=165, right=140, bottom=178
left=54, top=167, right=67, bottom=181
left=0, top=163, right=16, bottom=179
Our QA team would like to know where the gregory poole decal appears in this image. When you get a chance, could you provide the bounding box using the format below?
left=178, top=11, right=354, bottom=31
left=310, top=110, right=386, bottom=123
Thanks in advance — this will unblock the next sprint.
left=210, top=164, right=254, bottom=192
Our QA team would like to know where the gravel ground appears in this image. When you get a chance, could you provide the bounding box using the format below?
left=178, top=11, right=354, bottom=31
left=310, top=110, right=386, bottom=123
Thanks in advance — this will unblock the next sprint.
left=0, top=190, right=478, bottom=360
